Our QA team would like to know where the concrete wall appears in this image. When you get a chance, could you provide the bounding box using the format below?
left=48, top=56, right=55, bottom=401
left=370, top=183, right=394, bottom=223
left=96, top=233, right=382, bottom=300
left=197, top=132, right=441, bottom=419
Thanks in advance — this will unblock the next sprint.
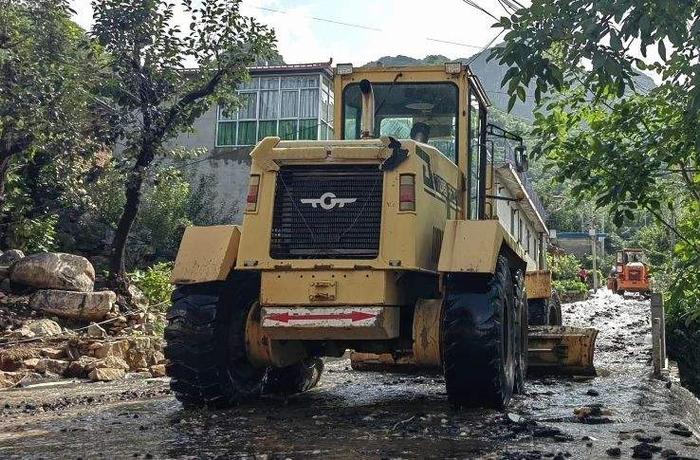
left=167, top=106, right=253, bottom=224
left=555, top=237, right=591, bottom=260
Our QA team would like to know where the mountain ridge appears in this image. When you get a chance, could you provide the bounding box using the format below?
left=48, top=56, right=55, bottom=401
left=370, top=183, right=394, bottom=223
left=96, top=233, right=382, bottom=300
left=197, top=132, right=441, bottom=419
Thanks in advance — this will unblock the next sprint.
left=364, top=49, right=657, bottom=121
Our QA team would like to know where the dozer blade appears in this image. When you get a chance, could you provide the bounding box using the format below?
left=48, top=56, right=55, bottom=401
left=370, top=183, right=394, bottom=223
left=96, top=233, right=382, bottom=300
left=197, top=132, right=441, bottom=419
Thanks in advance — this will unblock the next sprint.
left=350, top=326, right=599, bottom=377
left=528, top=326, right=598, bottom=376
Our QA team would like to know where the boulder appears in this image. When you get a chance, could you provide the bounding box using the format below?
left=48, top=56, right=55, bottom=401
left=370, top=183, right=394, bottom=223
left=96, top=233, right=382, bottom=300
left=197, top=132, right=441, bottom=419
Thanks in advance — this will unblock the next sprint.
left=127, top=284, right=149, bottom=310
left=40, top=347, right=65, bottom=359
left=126, top=348, right=150, bottom=369
left=35, top=358, right=69, bottom=375
left=22, top=358, right=40, bottom=369
left=87, top=322, right=107, bottom=339
left=149, top=364, right=166, bottom=377
left=94, top=355, right=129, bottom=371
left=66, top=356, right=97, bottom=378
left=10, top=253, right=95, bottom=292
left=26, top=319, right=62, bottom=337
left=88, top=367, right=125, bottom=382
left=0, top=370, right=23, bottom=389
left=1, top=347, right=40, bottom=371
left=0, top=249, right=25, bottom=267
left=93, top=340, right=130, bottom=359
left=30, top=290, right=115, bottom=321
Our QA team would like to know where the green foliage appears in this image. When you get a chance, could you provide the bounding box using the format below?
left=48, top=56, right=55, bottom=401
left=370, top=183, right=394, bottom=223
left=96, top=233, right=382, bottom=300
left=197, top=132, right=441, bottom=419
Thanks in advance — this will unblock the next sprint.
left=666, top=204, right=700, bottom=326
left=135, top=167, right=192, bottom=261
left=0, top=0, right=103, bottom=250
left=6, top=215, right=58, bottom=253
left=91, top=0, right=276, bottom=277
left=548, top=253, right=581, bottom=281
left=493, top=0, right=700, bottom=230
left=553, top=279, right=588, bottom=295
left=495, top=1, right=700, bottom=340
left=129, top=262, right=173, bottom=309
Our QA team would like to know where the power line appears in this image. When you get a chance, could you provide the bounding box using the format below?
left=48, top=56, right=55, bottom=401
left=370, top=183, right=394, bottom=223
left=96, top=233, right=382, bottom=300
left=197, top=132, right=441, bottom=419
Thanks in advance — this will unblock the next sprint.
left=461, top=0, right=499, bottom=20
left=465, top=29, right=505, bottom=66
left=251, top=5, right=502, bottom=52
left=496, top=0, right=516, bottom=15
left=253, top=6, right=382, bottom=32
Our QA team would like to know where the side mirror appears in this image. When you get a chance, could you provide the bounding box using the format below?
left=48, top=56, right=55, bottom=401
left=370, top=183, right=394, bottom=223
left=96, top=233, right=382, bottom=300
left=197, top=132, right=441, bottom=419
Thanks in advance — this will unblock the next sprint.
left=515, top=145, right=529, bottom=172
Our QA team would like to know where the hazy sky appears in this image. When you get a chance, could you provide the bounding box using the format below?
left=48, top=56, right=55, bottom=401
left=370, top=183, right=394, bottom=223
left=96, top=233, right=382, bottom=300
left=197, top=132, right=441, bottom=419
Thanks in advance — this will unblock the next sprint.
left=69, top=0, right=513, bottom=65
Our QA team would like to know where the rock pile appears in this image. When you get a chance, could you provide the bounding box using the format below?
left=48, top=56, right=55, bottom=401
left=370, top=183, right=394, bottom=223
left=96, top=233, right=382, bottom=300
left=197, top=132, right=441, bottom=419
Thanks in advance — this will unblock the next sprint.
left=0, top=250, right=166, bottom=389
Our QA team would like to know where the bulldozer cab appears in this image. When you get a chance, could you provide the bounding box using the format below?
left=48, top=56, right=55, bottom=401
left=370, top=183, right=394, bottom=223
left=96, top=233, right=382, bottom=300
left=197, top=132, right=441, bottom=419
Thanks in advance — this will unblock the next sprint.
left=618, top=248, right=647, bottom=265
left=334, top=63, right=490, bottom=221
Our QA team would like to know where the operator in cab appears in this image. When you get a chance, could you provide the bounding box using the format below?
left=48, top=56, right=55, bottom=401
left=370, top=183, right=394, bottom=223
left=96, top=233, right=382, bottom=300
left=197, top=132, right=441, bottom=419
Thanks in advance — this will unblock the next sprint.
left=410, top=122, right=431, bottom=143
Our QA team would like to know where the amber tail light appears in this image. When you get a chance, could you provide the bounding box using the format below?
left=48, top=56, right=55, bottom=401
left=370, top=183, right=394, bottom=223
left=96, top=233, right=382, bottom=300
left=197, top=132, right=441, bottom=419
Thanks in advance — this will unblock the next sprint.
left=246, top=175, right=260, bottom=212
left=399, top=174, right=416, bottom=211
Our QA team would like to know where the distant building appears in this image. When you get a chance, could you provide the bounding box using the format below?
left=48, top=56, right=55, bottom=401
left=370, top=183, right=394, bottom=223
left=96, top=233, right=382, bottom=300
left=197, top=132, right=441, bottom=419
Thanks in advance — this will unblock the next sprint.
left=170, top=62, right=334, bottom=222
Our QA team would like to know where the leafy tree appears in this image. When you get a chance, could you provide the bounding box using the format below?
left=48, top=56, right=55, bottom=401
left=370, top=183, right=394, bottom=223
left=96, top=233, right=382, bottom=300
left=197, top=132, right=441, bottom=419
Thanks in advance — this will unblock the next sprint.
left=0, top=0, right=99, bottom=241
left=493, top=1, right=700, bottom=323
left=91, top=0, right=275, bottom=287
left=491, top=0, right=699, bottom=236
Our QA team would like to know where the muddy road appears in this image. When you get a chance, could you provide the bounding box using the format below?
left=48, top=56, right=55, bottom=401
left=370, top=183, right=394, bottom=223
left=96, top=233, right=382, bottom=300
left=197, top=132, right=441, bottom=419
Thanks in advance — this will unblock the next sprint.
left=1, top=291, right=699, bottom=459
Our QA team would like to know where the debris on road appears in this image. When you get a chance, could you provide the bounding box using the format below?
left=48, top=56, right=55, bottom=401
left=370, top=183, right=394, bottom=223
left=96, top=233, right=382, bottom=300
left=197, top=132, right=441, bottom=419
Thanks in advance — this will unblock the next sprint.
left=0, top=250, right=166, bottom=389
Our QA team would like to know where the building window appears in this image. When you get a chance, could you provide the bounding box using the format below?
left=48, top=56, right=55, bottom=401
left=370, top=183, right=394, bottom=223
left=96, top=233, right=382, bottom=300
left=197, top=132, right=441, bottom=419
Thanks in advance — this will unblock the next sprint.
left=526, top=228, right=531, bottom=254
left=216, top=73, right=334, bottom=147
left=518, top=218, right=523, bottom=244
left=510, top=208, right=517, bottom=236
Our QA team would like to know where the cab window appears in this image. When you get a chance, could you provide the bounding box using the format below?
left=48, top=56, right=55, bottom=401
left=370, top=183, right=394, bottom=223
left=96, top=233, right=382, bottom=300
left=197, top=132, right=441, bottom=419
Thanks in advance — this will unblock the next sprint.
left=343, top=82, right=459, bottom=163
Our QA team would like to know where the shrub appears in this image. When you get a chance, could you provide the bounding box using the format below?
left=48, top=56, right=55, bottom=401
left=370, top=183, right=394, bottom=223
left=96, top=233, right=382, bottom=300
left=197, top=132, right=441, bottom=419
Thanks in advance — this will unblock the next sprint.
left=548, top=253, right=582, bottom=281
left=7, top=215, right=59, bottom=253
left=129, top=262, right=173, bottom=309
left=553, top=279, right=588, bottom=294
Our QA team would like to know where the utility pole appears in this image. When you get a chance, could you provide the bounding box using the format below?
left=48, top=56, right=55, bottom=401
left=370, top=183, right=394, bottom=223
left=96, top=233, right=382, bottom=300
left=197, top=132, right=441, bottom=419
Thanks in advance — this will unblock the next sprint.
left=589, top=227, right=598, bottom=292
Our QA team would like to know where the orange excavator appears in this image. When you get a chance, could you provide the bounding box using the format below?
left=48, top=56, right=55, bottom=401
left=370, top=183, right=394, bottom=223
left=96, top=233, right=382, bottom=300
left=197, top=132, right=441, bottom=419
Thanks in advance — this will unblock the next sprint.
left=607, top=248, right=652, bottom=296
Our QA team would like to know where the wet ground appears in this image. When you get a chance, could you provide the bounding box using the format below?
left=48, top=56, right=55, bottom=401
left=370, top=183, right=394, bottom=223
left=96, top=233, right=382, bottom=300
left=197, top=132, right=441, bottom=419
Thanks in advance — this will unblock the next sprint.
left=0, top=290, right=699, bottom=459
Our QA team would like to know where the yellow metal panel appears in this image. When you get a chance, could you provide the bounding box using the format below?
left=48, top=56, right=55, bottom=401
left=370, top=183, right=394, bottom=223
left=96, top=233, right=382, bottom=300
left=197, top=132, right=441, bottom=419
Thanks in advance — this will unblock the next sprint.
left=260, top=270, right=404, bottom=306
left=525, top=270, right=552, bottom=300
left=260, top=306, right=400, bottom=340
left=412, top=298, right=442, bottom=367
left=171, top=225, right=240, bottom=284
left=528, top=326, right=598, bottom=376
left=438, top=219, right=528, bottom=273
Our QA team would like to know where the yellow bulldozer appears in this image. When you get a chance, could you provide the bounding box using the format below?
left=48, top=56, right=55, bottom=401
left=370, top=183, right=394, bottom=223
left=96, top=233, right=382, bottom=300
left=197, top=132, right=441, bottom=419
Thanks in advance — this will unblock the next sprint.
left=166, top=63, right=596, bottom=410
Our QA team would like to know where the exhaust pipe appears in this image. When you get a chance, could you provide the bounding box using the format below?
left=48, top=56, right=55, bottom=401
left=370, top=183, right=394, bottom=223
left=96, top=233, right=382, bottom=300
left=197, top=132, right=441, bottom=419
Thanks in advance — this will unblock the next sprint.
left=359, top=79, right=375, bottom=139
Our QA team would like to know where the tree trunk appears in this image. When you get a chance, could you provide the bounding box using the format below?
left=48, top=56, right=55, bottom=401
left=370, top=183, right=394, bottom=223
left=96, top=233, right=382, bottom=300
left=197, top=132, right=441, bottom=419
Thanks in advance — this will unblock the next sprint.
left=0, top=153, right=10, bottom=215
left=109, top=144, right=154, bottom=290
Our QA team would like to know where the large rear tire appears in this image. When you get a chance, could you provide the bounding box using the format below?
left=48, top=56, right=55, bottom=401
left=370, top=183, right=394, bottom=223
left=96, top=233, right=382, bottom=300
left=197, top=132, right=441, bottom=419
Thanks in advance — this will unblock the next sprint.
left=442, top=255, right=516, bottom=409
left=527, top=299, right=548, bottom=326
left=528, top=292, right=562, bottom=327
left=513, top=269, right=528, bottom=394
left=549, top=289, right=563, bottom=326
left=165, top=274, right=266, bottom=408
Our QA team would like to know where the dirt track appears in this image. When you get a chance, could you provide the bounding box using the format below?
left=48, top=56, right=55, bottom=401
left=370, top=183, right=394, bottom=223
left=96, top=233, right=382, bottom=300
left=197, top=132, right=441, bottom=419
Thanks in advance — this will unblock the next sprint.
left=1, top=291, right=699, bottom=459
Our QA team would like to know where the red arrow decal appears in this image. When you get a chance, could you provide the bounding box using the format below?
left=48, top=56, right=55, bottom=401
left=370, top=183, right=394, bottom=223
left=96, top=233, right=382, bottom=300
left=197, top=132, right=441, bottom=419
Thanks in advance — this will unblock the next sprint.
left=266, top=311, right=377, bottom=324
left=266, top=312, right=291, bottom=323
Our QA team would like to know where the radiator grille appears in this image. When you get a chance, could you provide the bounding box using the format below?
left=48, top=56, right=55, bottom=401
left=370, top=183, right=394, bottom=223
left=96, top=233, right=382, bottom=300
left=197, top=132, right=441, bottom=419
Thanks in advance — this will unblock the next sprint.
left=271, top=164, right=383, bottom=259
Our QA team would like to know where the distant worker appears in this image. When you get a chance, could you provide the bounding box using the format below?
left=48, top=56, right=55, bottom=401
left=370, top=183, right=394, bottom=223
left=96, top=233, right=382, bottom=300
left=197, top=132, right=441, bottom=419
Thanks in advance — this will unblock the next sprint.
left=410, top=122, right=431, bottom=143
left=578, top=266, right=589, bottom=283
